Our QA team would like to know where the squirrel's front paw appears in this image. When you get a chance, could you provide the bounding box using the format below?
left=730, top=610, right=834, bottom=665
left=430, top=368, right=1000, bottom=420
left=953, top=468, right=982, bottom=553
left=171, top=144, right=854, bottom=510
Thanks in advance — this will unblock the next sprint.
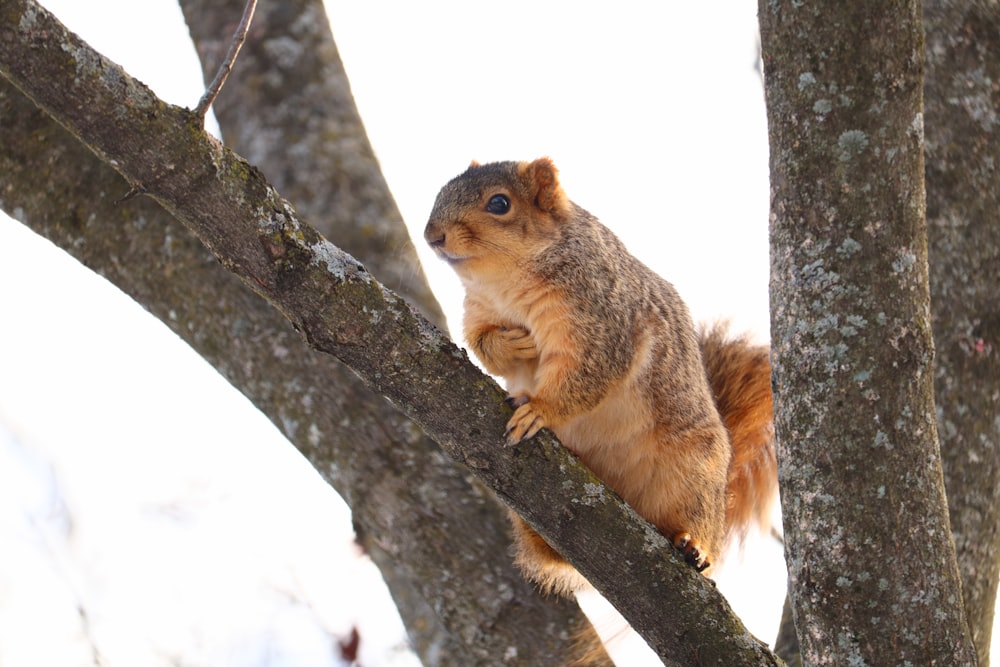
left=477, top=327, right=538, bottom=372
left=673, top=532, right=711, bottom=573
left=504, top=394, right=548, bottom=445
left=497, top=327, right=537, bottom=360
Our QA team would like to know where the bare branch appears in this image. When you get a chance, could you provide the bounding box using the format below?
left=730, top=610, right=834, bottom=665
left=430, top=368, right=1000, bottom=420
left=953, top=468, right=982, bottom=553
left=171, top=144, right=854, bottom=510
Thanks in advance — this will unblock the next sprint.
left=193, top=0, right=256, bottom=118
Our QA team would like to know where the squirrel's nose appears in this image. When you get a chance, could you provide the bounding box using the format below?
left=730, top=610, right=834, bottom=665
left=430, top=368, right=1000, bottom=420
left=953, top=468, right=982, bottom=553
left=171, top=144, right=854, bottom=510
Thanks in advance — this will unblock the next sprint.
left=424, top=222, right=446, bottom=248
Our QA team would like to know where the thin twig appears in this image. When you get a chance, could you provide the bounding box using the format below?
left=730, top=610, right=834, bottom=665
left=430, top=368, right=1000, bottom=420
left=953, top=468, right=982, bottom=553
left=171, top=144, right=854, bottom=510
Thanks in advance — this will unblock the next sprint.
left=115, top=181, right=146, bottom=205
left=194, top=0, right=257, bottom=119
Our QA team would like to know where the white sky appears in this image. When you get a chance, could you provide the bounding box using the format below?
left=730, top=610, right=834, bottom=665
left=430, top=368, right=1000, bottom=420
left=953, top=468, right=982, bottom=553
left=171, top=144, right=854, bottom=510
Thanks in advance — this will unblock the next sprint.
left=0, top=1, right=838, bottom=665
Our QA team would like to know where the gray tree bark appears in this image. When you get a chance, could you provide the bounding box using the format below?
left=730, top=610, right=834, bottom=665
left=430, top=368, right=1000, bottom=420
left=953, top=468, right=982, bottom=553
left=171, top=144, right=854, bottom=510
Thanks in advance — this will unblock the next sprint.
left=760, top=1, right=977, bottom=664
left=0, top=0, right=782, bottom=664
left=924, top=3, right=1000, bottom=664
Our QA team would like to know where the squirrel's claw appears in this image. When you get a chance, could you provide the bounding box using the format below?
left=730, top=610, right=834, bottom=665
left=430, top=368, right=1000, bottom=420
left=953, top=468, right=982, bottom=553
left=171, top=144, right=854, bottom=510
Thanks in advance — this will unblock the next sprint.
left=504, top=394, right=530, bottom=409
left=505, top=396, right=547, bottom=445
left=673, top=532, right=711, bottom=572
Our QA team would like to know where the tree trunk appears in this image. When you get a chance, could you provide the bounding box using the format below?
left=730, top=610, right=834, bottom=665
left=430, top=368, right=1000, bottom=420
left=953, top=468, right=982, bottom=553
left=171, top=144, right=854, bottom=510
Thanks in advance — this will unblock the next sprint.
left=923, top=3, right=1000, bottom=664
left=759, top=1, right=977, bottom=664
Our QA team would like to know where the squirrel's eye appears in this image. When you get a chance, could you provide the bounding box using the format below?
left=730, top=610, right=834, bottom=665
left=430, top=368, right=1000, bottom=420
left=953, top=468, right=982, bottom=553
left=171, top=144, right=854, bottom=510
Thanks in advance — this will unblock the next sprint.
left=485, top=194, right=511, bottom=215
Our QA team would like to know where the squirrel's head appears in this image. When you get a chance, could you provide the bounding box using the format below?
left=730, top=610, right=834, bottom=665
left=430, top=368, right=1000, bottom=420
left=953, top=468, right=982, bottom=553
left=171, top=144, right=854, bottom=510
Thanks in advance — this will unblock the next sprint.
left=424, top=158, right=572, bottom=278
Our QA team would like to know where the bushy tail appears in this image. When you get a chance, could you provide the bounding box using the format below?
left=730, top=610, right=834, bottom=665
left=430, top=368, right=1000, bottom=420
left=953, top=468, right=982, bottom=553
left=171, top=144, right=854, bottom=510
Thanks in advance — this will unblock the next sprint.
left=698, top=324, right=778, bottom=542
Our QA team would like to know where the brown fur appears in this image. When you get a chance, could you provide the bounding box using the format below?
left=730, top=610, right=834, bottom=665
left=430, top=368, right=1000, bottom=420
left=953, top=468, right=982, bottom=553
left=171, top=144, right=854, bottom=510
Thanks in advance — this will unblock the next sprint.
left=425, top=158, right=777, bottom=597
left=699, top=325, right=778, bottom=540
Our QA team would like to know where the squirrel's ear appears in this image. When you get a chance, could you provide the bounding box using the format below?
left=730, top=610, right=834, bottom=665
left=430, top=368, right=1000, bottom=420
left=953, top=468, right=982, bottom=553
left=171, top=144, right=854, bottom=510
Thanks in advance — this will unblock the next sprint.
left=519, top=157, right=570, bottom=219
left=468, top=160, right=481, bottom=168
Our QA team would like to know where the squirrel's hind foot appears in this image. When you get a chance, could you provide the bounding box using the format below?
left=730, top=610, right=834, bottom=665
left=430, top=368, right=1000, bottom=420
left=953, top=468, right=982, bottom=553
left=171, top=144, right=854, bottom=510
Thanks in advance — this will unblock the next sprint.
left=673, top=532, right=711, bottom=573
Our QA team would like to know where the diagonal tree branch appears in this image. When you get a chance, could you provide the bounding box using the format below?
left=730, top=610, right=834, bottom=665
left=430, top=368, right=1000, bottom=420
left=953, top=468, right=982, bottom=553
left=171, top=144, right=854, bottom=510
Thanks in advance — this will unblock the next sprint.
left=0, top=4, right=598, bottom=665
left=2, top=77, right=607, bottom=667
left=0, top=1, right=779, bottom=663
left=0, top=57, right=597, bottom=667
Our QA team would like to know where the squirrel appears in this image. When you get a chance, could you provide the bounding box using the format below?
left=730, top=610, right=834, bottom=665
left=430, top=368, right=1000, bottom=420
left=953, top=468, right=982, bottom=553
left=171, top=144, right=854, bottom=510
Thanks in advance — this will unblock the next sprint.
left=424, top=157, right=777, bottom=596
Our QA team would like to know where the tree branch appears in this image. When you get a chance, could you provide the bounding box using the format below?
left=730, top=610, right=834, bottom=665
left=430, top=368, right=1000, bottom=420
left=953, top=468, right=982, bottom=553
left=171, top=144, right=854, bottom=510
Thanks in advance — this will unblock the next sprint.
left=0, top=1, right=779, bottom=663
left=0, top=11, right=597, bottom=667
left=0, top=69, right=594, bottom=667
